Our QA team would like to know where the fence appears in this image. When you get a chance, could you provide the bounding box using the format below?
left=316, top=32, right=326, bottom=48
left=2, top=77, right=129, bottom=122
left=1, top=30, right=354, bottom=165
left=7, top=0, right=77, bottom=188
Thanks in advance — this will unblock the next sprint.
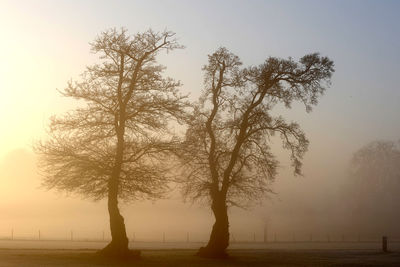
left=1, top=229, right=399, bottom=244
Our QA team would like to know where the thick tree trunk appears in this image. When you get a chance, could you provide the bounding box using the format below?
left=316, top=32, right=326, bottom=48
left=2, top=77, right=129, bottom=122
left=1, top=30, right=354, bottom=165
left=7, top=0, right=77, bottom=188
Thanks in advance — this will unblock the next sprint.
left=197, top=196, right=229, bottom=258
left=99, top=178, right=141, bottom=258
left=99, top=125, right=140, bottom=258
left=98, top=181, right=140, bottom=259
left=99, top=181, right=131, bottom=257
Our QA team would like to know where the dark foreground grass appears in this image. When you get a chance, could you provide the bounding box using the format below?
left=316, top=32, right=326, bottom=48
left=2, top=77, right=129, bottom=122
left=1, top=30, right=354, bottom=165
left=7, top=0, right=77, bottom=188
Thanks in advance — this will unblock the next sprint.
left=0, top=249, right=399, bottom=266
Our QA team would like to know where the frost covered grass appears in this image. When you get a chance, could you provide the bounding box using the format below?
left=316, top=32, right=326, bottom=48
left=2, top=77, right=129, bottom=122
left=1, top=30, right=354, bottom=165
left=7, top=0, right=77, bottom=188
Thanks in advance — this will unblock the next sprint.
left=0, top=249, right=399, bottom=266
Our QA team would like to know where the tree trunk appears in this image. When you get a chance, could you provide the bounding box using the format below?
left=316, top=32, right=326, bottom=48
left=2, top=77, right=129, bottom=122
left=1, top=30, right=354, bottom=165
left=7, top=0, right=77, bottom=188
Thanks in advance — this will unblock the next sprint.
left=99, top=177, right=141, bottom=258
left=98, top=179, right=140, bottom=258
left=99, top=126, right=140, bottom=258
left=99, top=180, right=130, bottom=257
left=197, top=195, right=229, bottom=258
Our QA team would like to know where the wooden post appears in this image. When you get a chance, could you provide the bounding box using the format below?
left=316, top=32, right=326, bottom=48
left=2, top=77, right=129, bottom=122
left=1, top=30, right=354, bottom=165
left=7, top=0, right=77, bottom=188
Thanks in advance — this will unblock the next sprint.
left=264, top=225, right=267, bottom=243
left=382, top=236, right=388, bottom=252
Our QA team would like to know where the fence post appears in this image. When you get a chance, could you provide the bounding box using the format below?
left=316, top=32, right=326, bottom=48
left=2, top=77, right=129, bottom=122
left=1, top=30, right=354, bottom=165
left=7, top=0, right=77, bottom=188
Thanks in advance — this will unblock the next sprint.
left=382, top=236, right=388, bottom=252
left=264, top=225, right=267, bottom=243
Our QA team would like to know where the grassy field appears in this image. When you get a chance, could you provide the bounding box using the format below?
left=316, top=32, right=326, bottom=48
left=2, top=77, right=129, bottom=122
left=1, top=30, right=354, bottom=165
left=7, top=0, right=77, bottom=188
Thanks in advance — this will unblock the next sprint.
left=0, top=249, right=400, bottom=266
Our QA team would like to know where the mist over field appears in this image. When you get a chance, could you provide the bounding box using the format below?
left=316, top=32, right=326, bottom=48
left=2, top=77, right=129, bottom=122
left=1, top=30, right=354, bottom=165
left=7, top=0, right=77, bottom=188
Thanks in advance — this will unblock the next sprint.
left=1, top=143, right=398, bottom=243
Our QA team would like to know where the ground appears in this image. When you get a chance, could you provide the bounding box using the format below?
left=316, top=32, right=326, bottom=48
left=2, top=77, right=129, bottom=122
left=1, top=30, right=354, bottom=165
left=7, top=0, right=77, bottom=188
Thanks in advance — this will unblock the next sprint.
left=0, top=249, right=399, bottom=266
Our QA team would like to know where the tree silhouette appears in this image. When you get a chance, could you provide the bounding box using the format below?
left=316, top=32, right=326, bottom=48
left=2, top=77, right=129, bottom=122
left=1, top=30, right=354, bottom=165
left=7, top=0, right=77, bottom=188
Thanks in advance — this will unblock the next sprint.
left=177, top=48, right=334, bottom=257
left=348, top=140, right=400, bottom=233
left=35, top=28, right=187, bottom=257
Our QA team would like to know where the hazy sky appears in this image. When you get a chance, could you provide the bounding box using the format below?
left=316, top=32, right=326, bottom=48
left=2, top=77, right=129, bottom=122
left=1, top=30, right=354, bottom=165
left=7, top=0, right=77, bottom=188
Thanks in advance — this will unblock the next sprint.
left=1, top=0, right=399, bottom=159
left=0, top=0, right=399, bottom=240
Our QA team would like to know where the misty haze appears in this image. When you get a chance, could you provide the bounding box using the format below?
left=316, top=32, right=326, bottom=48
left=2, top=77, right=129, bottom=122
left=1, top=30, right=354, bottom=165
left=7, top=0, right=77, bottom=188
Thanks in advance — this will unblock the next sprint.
left=1, top=0, right=400, bottom=266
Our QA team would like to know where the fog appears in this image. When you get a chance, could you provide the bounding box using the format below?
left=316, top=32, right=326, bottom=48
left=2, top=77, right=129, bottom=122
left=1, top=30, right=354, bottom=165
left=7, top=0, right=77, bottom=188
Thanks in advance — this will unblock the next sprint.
left=1, top=140, right=398, bottom=243
left=1, top=0, right=400, bottom=249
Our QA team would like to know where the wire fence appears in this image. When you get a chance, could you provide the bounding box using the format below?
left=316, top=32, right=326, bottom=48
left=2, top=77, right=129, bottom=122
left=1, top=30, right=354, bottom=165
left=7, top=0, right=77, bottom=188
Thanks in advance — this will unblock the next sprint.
left=1, top=229, right=399, bottom=244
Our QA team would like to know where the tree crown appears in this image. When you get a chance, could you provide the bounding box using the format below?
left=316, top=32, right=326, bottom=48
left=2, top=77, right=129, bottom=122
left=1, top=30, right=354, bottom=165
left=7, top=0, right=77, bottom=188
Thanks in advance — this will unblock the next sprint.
left=178, top=47, right=334, bottom=207
left=36, top=28, right=187, bottom=201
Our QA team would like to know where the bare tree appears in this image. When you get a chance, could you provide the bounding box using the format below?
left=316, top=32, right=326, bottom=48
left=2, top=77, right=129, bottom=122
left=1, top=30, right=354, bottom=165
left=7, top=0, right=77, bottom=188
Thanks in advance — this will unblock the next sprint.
left=35, top=28, right=187, bottom=257
left=351, top=140, right=400, bottom=194
left=348, top=140, right=400, bottom=233
left=178, top=47, right=334, bottom=257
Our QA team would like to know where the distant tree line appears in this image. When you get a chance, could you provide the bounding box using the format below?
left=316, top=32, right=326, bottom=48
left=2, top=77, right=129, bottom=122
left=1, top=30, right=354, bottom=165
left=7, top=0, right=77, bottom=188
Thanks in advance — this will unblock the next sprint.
left=35, top=28, right=334, bottom=258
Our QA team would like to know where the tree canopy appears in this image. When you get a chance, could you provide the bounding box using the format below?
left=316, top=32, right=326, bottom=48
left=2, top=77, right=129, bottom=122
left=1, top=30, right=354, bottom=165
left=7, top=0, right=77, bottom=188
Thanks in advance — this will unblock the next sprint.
left=179, top=47, right=334, bottom=207
left=36, top=28, right=186, bottom=201
left=350, top=140, right=400, bottom=210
